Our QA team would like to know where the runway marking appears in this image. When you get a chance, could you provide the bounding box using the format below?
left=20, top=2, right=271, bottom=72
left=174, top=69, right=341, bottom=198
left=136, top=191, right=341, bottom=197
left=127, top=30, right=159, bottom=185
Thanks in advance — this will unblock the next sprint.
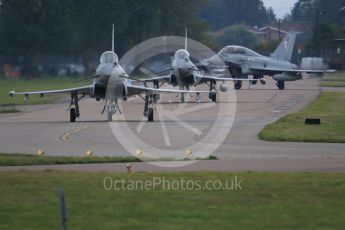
left=156, top=109, right=172, bottom=146
left=174, top=103, right=216, bottom=116
left=163, top=110, right=202, bottom=136
left=135, top=92, right=210, bottom=137
left=136, top=116, right=148, bottom=133
left=60, top=124, right=96, bottom=143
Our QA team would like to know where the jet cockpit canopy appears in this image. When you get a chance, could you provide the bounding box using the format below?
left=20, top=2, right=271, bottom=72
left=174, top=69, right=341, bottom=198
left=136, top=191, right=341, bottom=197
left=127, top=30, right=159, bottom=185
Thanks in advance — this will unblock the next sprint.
left=175, top=49, right=190, bottom=60
left=100, top=51, right=119, bottom=64
left=224, top=46, right=246, bottom=54
left=221, top=46, right=261, bottom=57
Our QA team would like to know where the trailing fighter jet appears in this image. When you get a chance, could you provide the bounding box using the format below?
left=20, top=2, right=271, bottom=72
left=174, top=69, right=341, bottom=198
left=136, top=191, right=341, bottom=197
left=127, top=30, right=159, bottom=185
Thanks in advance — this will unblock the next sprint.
left=8, top=25, right=209, bottom=122
left=207, top=31, right=329, bottom=90
left=136, top=29, right=257, bottom=103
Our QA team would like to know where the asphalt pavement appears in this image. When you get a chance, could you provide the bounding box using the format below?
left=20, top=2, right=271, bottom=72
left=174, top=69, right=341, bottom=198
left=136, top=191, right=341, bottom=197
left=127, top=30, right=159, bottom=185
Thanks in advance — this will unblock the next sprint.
left=1, top=78, right=344, bottom=172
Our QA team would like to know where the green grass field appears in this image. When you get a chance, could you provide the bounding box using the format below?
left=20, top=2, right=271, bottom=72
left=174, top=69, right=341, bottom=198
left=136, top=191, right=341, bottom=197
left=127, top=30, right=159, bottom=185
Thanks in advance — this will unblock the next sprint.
left=259, top=92, right=345, bottom=142
left=0, top=171, right=344, bottom=229
left=0, top=77, right=85, bottom=107
left=320, top=72, right=345, bottom=87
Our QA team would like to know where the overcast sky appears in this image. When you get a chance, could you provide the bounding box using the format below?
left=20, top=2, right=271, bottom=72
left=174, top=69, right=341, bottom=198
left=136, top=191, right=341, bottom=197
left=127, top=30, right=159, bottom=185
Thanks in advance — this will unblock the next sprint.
left=261, top=0, right=298, bottom=19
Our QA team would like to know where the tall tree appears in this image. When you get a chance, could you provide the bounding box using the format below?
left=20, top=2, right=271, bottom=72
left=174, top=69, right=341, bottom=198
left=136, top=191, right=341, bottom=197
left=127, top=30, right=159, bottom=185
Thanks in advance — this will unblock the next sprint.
left=287, top=0, right=345, bottom=63
left=0, top=0, right=78, bottom=74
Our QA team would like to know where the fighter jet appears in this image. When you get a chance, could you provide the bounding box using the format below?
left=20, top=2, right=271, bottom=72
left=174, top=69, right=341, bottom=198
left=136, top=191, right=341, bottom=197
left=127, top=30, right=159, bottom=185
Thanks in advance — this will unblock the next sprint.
left=8, top=25, right=209, bottom=122
left=137, top=29, right=256, bottom=103
left=208, top=31, right=327, bottom=90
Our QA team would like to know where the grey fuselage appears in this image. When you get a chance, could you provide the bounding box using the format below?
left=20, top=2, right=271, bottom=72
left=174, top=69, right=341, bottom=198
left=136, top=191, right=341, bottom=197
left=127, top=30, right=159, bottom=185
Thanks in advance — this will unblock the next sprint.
left=216, top=46, right=298, bottom=78
left=92, top=51, right=132, bottom=100
left=170, top=49, right=204, bottom=88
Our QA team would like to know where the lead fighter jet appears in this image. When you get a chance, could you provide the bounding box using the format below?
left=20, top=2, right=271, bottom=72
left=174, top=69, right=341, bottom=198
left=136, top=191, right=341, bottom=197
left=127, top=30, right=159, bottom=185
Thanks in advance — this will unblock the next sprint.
left=9, top=25, right=209, bottom=122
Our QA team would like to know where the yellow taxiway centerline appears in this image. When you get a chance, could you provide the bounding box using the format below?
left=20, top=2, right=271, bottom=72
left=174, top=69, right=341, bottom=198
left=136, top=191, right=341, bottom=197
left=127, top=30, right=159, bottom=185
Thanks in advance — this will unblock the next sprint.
left=59, top=124, right=96, bottom=143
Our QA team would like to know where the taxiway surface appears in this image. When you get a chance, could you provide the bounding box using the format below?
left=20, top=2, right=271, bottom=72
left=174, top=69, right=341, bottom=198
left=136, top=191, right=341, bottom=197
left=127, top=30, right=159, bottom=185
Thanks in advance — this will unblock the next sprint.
left=1, top=78, right=344, bottom=171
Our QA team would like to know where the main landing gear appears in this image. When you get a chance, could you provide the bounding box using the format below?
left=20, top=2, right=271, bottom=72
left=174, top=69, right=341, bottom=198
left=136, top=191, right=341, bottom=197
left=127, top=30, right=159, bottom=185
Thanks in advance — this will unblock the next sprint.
left=208, top=81, right=217, bottom=103
left=153, top=80, right=160, bottom=102
left=70, top=108, right=77, bottom=122
left=234, top=80, right=242, bottom=90
left=143, top=92, right=155, bottom=122
left=276, top=81, right=285, bottom=90
left=69, top=91, right=84, bottom=122
left=196, top=92, right=201, bottom=103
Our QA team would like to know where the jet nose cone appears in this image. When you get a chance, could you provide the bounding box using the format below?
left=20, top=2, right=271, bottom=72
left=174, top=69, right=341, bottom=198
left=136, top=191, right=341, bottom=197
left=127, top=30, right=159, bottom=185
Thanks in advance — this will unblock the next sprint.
left=175, top=59, right=186, bottom=68
left=97, top=63, right=114, bottom=77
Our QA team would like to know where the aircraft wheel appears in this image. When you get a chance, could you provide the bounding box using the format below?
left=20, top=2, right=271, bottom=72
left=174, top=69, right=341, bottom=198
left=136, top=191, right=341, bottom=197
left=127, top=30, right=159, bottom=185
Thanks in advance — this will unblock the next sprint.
left=70, top=108, right=76, bottom=122
left=196, top=93, right=201, bottom=103
left=276, top=81, right=285, bottom=90
left=148, top=108, right=154, bottom=122
left=234, top=81, right=242, bottom=90
left=211, top=94, right=217, bottom=103
left=251, top=74, right=260, bottom=85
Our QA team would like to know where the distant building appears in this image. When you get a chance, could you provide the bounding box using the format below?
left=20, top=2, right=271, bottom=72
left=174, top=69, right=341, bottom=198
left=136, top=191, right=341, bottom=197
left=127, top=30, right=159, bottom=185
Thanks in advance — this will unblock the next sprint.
left=249, top=26, right=287, bottom=43
left=249, top=24, right=304, bottom=44
left=247, top=27, right=267, bottom=43
left=259, top=26, right=288, bottom=42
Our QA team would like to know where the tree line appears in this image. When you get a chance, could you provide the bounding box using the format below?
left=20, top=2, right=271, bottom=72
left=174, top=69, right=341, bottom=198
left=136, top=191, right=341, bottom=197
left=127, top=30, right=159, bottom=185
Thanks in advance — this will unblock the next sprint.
left=287, top=0, right=345, bottom=56
left=0, top=0, right=279, bottom=75
left=0, top=0, right=209, bottom=75
left=2, top=0, right=344, bottom=74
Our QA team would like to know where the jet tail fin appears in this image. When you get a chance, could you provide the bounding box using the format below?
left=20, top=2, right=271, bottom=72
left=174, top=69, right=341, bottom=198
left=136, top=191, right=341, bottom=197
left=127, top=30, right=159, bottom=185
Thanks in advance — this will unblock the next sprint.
left=270, top=31, right=297, bottom=61
left=111, top=24, right=115, bottom=52
left=185, top=28, right=188, bottom=51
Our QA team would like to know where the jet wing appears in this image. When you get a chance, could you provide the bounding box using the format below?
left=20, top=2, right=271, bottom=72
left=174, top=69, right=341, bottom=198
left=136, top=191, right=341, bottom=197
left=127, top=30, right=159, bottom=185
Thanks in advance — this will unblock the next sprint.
left=127, top=84, right=210, bottom=95
left=249, top=66, right=328, bottom=75
left=128, top=75, right=171, bottom=82
left=195, top=73, right=260, bottom=81
left=128, top=67, right=171, bottom=82
left=9, top=85, right=93, bottom=97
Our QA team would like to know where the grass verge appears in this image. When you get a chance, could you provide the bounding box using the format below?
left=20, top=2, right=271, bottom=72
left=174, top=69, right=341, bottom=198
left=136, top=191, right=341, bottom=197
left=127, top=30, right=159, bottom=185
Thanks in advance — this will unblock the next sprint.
left=0, top=171, right=344, bottom=229
left=0, top=154, right=141, bottom=166
left=258, top=92, right=345, bottom=142
left=0, top=106, right=20, bottom=113
left=320, top=72, right=345, bottom=87
left=0, top=76, right=85, bottom=106
left=0, top=154, right=217, bottom=166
